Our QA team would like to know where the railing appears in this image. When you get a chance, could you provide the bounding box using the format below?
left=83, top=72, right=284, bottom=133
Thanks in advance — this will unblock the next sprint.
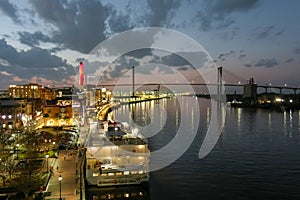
left=97, top=174, right=149, bottom=186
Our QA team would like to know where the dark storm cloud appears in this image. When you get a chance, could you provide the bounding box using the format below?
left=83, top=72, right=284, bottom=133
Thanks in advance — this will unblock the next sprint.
left=29, top=0, right=109, bottom=54
left=108, top=8, right=132, bottom=33
left=194, top=0, right=260, bottom=31
left=0, top=0, right=21, bottom=24
left=18, top=31, right=53, bottom=47
left=18, top=0, right=182, bottom=54
left=244, top=64, right=252, bottom=67
left=255, top=58, right=278, bottom=68
left=0, top=38, right=75, bottom=80
left=145, top=0, right=181, bottom=27
left=17, top=47, right=69, bottom=69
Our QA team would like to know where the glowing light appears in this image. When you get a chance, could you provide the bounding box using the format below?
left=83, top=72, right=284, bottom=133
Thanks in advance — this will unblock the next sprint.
left=79, top=62, right=84, bottom=86
left=92, top=173, right=99, bottom=177
left=275, top=98, right=283, bottom=102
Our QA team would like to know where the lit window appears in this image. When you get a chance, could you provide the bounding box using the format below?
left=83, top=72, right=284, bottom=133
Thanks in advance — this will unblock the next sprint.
left=124, top=171, right=129, bottom=175
left=93, top=173, right=99, bottom=177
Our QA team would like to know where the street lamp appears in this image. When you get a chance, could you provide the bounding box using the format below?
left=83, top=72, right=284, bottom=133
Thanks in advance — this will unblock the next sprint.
left=59, top=175, right=62, bottom=200
left=46, top=155, right=49, bottom=172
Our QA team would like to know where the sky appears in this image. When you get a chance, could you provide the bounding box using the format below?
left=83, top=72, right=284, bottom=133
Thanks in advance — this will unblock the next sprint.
left=0, top=0, right=300, bottom=90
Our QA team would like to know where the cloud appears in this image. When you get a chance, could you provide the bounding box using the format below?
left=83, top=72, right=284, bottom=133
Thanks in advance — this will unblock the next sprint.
left=194, top=0, right=260, bottom=31
left=107, top=9, right=132, bottom=33
left=294, top=47, right=300, bottom=54
left=286, top=58, right=294, bottom=63
left=18, top=31, right=53, bottom=47
left=239, top=54, right=247, bottom=59
left=217, top=50, right=234, bottom=60
left=29, top=0, right=110, bottom=54
left=274, top=30, right=284, bottom=36
left=244, top=64, right=252, bottom=67
left=254, top=58, right=278, bottom=68
left=0, top=71, right=12, bottom=76
left=18, top=0, right=183, bottom=54
left=255, top=25, right=274, bottom=39
left=217, top=26, right=240, bottom=40
left=0, top=38, right=75, bottom=82
left=145, top=0, right=181, bottom=27
left=0, top=0, right=21, bottom=24
left=93, top=49, right=208, bottom=82
left=75, top=58, right=109, bottom=75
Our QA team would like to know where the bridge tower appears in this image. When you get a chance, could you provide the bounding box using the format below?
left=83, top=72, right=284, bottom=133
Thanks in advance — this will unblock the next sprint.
left=243, top=77, right=257, bottom=104
left=217, top=66, right=223, bottom=102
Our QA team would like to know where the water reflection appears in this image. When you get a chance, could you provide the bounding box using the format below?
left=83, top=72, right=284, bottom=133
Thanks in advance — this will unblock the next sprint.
left=237, top=108, right=241, bottom=127
left=206, top=107, right=210, bottom=127
left=289, top=110, right=293, bottom=137
left=283, top=110, right=294, bottom=137
left=283, top=110, right=287, bottom=136
left=267, top=112, right=271, bottom=129
left=86, top=97, right=300, bottom=199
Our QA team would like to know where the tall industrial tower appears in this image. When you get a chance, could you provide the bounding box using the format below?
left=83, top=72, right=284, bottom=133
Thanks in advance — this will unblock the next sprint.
left=79, top=62, right=84, bottom=86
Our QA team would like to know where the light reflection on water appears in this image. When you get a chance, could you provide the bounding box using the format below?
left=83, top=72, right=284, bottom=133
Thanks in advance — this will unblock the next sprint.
left=86, top=97, right=300, bottom=200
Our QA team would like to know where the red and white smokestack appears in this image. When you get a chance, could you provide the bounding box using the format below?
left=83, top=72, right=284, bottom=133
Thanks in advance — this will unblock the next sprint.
left=79, top=62, right=84, bottom=86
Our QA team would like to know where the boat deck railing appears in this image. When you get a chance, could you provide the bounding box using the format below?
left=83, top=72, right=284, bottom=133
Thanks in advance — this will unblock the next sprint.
left=96, top=175, right=149, bottom=186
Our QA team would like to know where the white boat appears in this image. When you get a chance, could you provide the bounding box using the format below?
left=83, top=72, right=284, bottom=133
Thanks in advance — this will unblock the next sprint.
left=85, top=120, right=150, bottom=186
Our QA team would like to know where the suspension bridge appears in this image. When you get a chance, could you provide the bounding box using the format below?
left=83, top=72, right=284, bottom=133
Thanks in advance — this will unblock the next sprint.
left=91, top=67, right=300, bottom=96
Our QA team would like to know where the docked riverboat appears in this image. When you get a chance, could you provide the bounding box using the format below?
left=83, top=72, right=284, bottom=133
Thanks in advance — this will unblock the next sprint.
left=85, top=121, right=150, bottom=186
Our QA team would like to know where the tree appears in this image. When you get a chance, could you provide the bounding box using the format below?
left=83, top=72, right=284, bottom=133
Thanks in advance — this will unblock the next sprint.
left=0, top=132, right=10, bottom=151
left=12, top=172, right=41, bottom=199
left=0, top=154, right=17, bottom=187
left=13, top=149, right=44, bottom=199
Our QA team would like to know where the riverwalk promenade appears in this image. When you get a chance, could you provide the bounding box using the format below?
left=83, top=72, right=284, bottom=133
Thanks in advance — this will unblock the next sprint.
left=44, top=150, right=82, bottom=200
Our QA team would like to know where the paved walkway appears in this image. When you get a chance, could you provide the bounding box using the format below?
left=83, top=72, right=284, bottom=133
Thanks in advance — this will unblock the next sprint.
left=45, top=150, right=80, bottom=200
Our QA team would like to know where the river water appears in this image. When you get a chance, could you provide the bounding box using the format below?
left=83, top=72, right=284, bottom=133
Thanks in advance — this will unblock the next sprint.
left=86, top=97, right=300, bottom=200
